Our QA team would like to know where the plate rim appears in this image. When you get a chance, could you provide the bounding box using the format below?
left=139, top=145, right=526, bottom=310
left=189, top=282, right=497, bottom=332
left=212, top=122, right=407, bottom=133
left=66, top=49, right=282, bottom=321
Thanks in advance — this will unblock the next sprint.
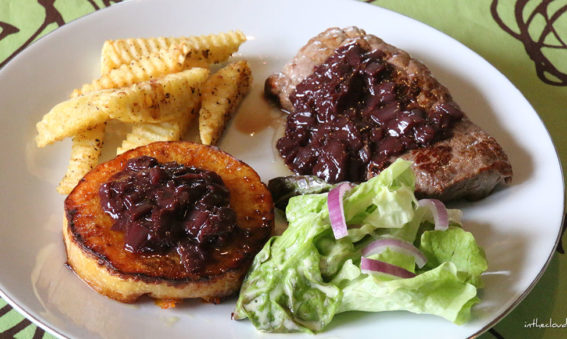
left=0, top=0, right=564, bottom=338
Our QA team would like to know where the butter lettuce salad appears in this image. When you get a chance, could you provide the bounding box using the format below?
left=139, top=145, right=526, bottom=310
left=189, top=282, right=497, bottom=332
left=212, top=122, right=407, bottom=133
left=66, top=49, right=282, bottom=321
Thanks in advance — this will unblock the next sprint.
left=233, top=159, right=487, bottom=333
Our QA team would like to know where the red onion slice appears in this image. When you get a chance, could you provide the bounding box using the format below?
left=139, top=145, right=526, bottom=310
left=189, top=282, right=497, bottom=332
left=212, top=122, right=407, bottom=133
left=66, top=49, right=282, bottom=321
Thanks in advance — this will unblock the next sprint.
left=418, top=198, right=449, bottom=231
left=327, top=183, right=353, bottom=239
left=360, top=257, right=416, bottom=279
left=362, top=238, right=427, bottom=268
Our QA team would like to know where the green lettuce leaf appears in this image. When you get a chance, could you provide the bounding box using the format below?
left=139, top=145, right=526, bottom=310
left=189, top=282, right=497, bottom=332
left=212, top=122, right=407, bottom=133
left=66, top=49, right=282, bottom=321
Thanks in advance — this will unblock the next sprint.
left=367, top=247, right=416, bottom=273
left=233, top=193, right=343, bottom=333
left=338, top=261, right=479, bottom=325
left=419, top=227, right=488, bottom=287
left=234, top=159, right=487, bottom=332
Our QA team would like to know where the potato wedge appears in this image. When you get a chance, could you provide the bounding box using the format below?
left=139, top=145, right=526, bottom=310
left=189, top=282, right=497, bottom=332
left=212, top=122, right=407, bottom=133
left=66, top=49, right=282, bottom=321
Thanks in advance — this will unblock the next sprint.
left=101, top=30, right=246, bottom=74
left=35, top=68, right=209, bottom=147
left=199, top=60, right=252, bottom=145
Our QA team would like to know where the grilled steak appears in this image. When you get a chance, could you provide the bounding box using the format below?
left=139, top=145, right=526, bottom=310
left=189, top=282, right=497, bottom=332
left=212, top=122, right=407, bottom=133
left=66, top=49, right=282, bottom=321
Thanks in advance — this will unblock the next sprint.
left=266, top=27, right=512, bottom=201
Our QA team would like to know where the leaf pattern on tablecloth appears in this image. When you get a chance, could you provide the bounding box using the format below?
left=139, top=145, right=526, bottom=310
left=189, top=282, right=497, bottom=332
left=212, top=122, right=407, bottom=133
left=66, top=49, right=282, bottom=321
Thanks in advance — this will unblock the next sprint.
left=491, top=0, right=567, bottom=257
left=0, top=22, right=19, bottom=41
left=491, top=0, right=567, bottom=86
left=0, top=299, right=46, bottom=338
left=0, top=0, right=122, bottom=68
left=0, top=0, right=65, bottom=68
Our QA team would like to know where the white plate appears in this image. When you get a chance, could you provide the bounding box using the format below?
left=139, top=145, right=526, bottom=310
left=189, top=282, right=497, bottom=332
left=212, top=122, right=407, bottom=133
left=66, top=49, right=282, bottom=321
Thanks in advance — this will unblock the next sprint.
left=0, top=0, right=564, bottom=338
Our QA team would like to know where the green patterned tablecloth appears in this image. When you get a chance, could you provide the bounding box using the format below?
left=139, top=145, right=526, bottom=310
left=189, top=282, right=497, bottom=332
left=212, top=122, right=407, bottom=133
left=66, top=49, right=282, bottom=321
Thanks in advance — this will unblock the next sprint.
left=1, top=0, right=566, bottom=338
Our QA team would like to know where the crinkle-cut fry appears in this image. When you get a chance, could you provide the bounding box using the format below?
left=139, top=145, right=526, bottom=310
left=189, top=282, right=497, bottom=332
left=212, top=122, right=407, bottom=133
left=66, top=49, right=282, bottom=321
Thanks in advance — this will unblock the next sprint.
left=100, top=30, right=246, bottom=74
left=175, top=31, right=246, bottom=68
left=116, top=122, right=178, bottom=155
left=61, top=58, right=208, bottom=193
left=116, top=73, right=202, bottom=154
left=116, top=108, right=196, bottom=155
left=72, top=47, right=186, bottom=97
left=36, top=68, right=209, bottom=147
left=65, top=45, right=186, bottom=191
left=35, top=94, right=110, bottom=148
left=65, top=48, right=185, bottom=188
left=108, top=67, right=208, bottom=123
left=56, top=123, right=105, bottom=195
left=199, top=60, right=252, bottom=145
